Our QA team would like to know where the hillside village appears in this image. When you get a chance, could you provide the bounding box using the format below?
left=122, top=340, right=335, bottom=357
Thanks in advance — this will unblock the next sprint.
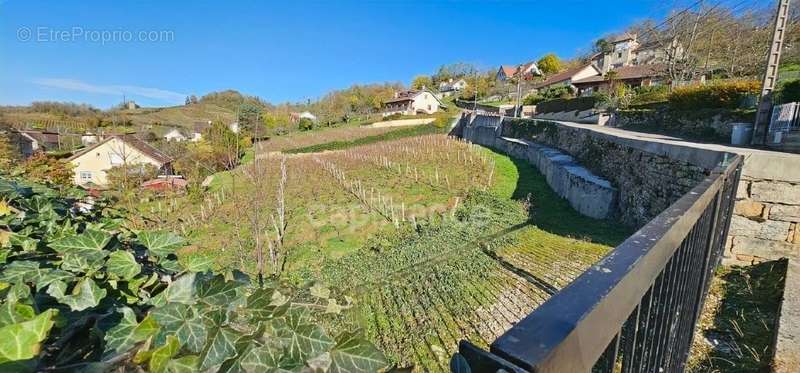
left=1, top=1, right=800, bottom=372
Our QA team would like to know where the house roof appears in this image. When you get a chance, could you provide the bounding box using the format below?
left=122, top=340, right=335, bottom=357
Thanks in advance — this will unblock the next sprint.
left=384, top=89, right=423, bottom=104
left=193, top=121, right=211, bottom=134
left=67, top=134, right=173, bottom=164
left=383, top=89, right=444, bottom=106
left=532, top=64, right=600, bottom=89
left=609, top=33, right=637, bottom=44
left=498, top=65, right=517, bottom=77
left=572, top=64, right=667, bottom=85
left=18, top=130, right=60, bottom=145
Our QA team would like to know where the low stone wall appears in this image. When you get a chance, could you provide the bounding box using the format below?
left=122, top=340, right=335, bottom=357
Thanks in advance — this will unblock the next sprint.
left=494, top=137, right=618, bottom=219
left=612, top=108, right=755, bottom=142
left=534, top=109, right=610, bottom=125
left=366, top=117, right=435, bottom=128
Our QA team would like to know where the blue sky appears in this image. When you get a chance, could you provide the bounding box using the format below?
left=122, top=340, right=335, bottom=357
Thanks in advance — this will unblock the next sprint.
left=0, top=0, right=692, bottom=108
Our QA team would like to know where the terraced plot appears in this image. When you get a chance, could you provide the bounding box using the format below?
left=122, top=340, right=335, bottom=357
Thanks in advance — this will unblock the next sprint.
left=151, top=129, right=632, bottom=371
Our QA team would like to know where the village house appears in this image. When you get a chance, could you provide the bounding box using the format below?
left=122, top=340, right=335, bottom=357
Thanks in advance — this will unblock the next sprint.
left=9, top=130, right=61, bottom=158
left=496, top=65, right=518, bottom=81
left=66, top=134, right=173, bottom=187
left=163, top=128, right=187, bottom=142
left=496, top=62, right=542, bottom=82
left=595, top=33, right=682, bottom=73
left=81, top=133, right=99, bottom=146
left=191, top=121, right=212, bottom=141
left=438, top=78, right=468, bottom=97
left=531, top=63, right=602, bottom=92
left=289, top=111, right=318, bottom=123
left=382, top=89, right=444, bottom=117
left=572, top=64, right=667, bottom=95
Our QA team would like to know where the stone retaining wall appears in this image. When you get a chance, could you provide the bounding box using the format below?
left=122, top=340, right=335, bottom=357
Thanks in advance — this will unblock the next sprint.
left=495, top=136, right=618, bottom=219
left=455, top=113, right=800, bottom=259
left=728, top=176, right=800, bottom=263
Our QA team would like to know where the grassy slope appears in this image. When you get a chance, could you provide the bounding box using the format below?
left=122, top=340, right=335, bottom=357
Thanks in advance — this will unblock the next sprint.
left=284, top=123, right=448, bottom=154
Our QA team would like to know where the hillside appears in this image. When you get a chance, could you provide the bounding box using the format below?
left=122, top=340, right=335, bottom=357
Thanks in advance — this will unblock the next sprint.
left=0, top=90, right=270, bottom=134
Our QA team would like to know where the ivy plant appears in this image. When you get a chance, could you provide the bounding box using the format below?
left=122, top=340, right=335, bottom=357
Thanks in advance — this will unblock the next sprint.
left=0, top=178, right=387, bottom=372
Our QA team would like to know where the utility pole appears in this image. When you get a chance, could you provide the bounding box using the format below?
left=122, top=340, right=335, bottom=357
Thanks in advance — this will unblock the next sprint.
left=752, top=0, right=792, bottom=145
left=514, top=73, right=522, bottom=118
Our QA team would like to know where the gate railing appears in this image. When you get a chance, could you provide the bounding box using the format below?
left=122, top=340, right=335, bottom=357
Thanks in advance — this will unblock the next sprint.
left=458, top=154, right=742, bottom=373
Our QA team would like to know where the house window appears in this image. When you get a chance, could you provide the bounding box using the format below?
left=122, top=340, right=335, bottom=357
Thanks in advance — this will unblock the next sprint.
left=109, top=154, right=123, bottom=165
left=428, top=105, right=432, bottom=111
left=617, top=52, right=622, bottom=58
left=80, top=171, right=92, bottom=181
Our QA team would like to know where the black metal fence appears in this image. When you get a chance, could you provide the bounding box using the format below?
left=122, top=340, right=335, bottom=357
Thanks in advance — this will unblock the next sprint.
left=458, top=154, right=742, bottom=372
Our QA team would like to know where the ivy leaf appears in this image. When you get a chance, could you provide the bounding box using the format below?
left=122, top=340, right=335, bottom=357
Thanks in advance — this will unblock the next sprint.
left=49, top=229, right=111, bottom=253
left=8, top=234, right=37, bottom=253
left=237, top=342, right=297, bottom=373
left=151, top=303, right=207, bottom=354
left=0, top=180, right=32, bottom=201
left=36, top=269, right=74, bottom=291
left=198, top=326, right=240, bottom=371
left=329, top=331, right=388, bottom=373
left=159, top=259, right=181, bottom=274
left=196, top=274, right=243, bottom=306
left=103, top=307, right=159, bottom=355
left=179, top=255, right=213, bottom=273
left=165, top=355, right=199, bottom=373
left=47, top=278, right=107, bottom=311
left=273, top=308, right=335, bottom=363
left=60, top=248, right=108, bottom=273
left=0, top=301, right=35, bottom=328
left=0, top=261, right=43, bottom=284
left=105, top=251, right=141, bottom=280
left=148, top=335, right=181, bottom=373
left=165, top=273, right=197, bottom=305
left=0, top=309, right=57, bottom=363
left=138, top=231, right=185, bottom=258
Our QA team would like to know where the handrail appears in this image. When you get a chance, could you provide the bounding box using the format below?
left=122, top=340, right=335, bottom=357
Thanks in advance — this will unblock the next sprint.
left=458, top=154, right=743, bottom=372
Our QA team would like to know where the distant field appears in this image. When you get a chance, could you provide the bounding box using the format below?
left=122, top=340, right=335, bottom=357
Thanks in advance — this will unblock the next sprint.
left=256, top=121, right=448, bottom=154
left=141, top=128, right=632, bottom=371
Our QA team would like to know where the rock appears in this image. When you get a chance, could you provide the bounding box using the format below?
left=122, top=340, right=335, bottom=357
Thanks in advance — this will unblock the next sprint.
left=736, top=180, right=750, bottom=199
left=734, top=200, right=765, bottom=219
left=770, top=205, right=800, bottom=223
left=793, top=223, right=799, bottom=244
left=730, top=215, right=762, bottom=237
left=732, top=236, right=798, bottom=259
left=756, top=220, right=793, bottom=241
left=751, top=181, right=800, bottom=205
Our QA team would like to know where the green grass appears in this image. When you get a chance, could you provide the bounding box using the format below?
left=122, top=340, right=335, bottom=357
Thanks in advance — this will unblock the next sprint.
left=486, top=148, right=632, bottom=246
left=688, top=260, right=788, bottom=373
left=284, top=123, right=449, bottom=154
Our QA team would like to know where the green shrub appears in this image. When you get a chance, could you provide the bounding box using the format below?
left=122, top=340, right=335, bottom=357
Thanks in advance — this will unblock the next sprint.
left=536, top=96, right=601, bottom=113
left=522, top=94, right=546, bottom=105
left=539, top=86, right=573, bottom=100
left=630, top=85, right=670, bottom=106
left=668, top=80, right=759, bottom=110
left=383, top=113, right=403, bottom=121
left=776, top=79, right=800, bottom=104
left=297, top=117, right=315, bottom=131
